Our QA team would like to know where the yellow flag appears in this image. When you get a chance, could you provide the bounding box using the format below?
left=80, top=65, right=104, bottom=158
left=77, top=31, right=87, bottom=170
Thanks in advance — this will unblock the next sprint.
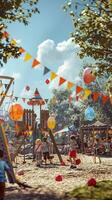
left=11, top=39, right=17, bottom=45
left=24, top=53, right=32, bottom=61
left=67, top=81, right=74, bottom=90
left=83, top=88, right=92, bottom=99
left=50, top=72, right=58, bottom=81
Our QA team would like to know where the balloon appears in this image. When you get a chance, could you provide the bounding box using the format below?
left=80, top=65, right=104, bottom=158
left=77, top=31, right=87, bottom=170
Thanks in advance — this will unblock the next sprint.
left=85, top=107, right=95, bottom=121
left=9, top=104, right=24, bottom=121
left=55, top=175, right=63, bottom=182
left=87, top=178, right=96, bottom=187
left=83, top=68, right=96, bottom=84
left=47, top=116, right=56, bottom=129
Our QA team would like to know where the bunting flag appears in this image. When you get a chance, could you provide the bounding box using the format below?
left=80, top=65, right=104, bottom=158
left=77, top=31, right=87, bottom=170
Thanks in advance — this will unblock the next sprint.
left=32, top=59, right=40, bottom=68
left=92, top=92, right=100, bottom=102
left=59, top=77, right=66, bottom=86
left=4, top=84, right=8, bottom=89
left=67, top=81, right=74, bottom=90
left=11, top=39, right=17, bottom=45
left=2, top=31, right=9, bottom=39
left=22, top=98, right=26, bottom=103
left=83, top=89, right=92, bottom=99
left=43, top=66, right=50, bottom=75
left=102, top=95, right=109, bottom=104
left=19, top=48, right=25, bottom=53
left=50, top=72, right=58, bottom=81
left=45, top=99, right=49, bottom=103
left=76, top=86, right=83, bottom=94
left=45, top=79, right=50, bottom=84
left=24, top=53, right=32, bottom=61
left=15, top=97, right=18, bottom=101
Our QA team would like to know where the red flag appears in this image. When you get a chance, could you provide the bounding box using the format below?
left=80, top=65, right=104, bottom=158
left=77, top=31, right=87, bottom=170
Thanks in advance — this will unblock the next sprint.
left=76, top=86, right=83, bottom=94
left=32, top=59, right=40, bottom=68
left=102, top=95, right=109, bottom=104
left=59, top=77, right=66, bottom=86
left=92, top=92, right=100, bottom=102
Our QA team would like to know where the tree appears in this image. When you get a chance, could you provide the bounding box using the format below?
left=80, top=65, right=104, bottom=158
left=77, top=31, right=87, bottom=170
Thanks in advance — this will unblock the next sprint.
left=48, top=89, right=83, bottom=130
left=63, top=0, right=112, bottom=76
left=0, top=0, right=39, bottom=66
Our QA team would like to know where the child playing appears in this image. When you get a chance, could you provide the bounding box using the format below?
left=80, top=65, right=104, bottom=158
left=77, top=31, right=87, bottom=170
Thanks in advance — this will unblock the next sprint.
left=93, top=138, right=101, bottom=164
left=0, top=149, right=13, bottom=200
left=42, top=137, right=53, bottom=165
left=35, top=139, right=42, bottom=167
left=68, top=135, right=78, bottom=169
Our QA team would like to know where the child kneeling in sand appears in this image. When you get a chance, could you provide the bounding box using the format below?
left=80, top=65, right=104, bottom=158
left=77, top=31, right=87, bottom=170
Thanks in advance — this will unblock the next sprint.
left=35, top=139, right=43, bottom=167
left=68, top=135, right=78, bottom=169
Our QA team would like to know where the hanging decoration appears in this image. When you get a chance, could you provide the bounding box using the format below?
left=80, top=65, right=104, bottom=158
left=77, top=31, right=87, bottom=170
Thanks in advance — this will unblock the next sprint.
left=85, top=106, right=95, bottom=121
left=83, top=68, right=96, bottom=85
left=9, top=103, right=24, bottom=121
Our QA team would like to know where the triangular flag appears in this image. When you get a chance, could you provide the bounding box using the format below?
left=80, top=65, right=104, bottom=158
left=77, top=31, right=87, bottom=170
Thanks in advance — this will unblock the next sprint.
left=92, top=92, right=100, bottom=102
left=2, top=31, right=9, bottom=39
left=34, top=88, right=40, bottom=97
left=76, top=86, right=83, bottom=94
left=45, top=79, right=50, bottom=84
left=102, top=95, right=109, bottom=104
left=59, top=77, right=66, bottom=86
left=45, top=99, right=49, bottom=103
left=4, top=84, right=8, bottom=89
left=43, top=66, right=50, bottom=75
left=22, top=98, right=26, bottom=103
left=84, top=88, right=92, bottom=98
left=32, top=59, right=40, bottom=68
left=19, top=48, right=25, bottom=53
left=11, top=39, right=17, bottom=45
left=67, top=82, right=74, bottom=90
left=15, top=97, right=18, bottom=101
left=50, top=72, right=58, bottom=81
left=24, top=52, right=32, bottom=61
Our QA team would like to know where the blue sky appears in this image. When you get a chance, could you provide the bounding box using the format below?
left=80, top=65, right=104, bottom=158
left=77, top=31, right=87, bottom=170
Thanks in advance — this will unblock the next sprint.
left=0, top=0, right=89, bottom=112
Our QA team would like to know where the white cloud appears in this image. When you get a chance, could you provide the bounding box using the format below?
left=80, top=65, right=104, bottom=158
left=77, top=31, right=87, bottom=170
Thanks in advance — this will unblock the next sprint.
left=12, top=72, right=21, bottom=80
left=37, top=38, right=86, bottom=90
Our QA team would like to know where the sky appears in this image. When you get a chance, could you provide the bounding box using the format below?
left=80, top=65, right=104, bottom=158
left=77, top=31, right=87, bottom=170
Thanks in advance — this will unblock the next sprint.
left=0, top=0, right=91, bottom=113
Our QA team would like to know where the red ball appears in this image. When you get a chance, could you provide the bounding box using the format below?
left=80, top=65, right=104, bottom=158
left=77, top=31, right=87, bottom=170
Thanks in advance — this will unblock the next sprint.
left=55, top=175, right=63, bottom=182
left=83, top=68, right=96, bottom=84
left=45, top=79, right=50, bottom=84
left=87, top=178, right=96, bottom=187
left=76, top=158, right=81, bottom=165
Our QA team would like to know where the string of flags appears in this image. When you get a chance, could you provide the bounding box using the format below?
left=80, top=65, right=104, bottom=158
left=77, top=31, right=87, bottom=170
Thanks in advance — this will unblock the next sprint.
left=1, top=31, right=112, bottom=105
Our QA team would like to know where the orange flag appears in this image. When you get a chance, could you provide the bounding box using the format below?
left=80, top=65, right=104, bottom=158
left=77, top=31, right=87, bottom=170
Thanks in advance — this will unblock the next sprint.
left=67, top=81, right=74, bottom=90
left=76, top=86, right=83, bottom=94
left=92, top=92, right=100, bottom=102
left=59, top=77, right=66, bottom=86
left=32, top=59, right=40, bottom=68
left=102, top=95, right=109, bottom=104
left=19, top=48, right=25, bottom=53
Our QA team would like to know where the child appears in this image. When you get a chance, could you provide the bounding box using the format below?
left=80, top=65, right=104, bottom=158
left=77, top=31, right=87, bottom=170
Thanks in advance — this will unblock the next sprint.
left=68, top=135, right=77, bottom=169
left=0, top=149, right=13, bottom=200
left=35, top=139, right=42, bottom=167
left=42, top=137, right=53, bottom=165
left=93, top=138, right=101, bottom=164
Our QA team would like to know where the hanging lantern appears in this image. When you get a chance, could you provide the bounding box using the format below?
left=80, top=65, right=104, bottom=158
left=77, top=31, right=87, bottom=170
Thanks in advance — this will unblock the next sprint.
left=83, top=68, right=96, bottom=85
left=47, top=116, right=56, bottom=130
left=85, top=106, right=95, bottom=121
left=9, top=104, right=24, bottom=121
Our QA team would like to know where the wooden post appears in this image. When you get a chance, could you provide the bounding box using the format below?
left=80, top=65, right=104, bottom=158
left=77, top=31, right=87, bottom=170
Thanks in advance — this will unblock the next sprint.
left=49, top=129, right=63, bottom=164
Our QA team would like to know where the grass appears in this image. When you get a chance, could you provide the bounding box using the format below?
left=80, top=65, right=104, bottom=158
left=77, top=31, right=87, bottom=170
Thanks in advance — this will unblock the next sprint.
left=68, top=180, right=112, bottom=200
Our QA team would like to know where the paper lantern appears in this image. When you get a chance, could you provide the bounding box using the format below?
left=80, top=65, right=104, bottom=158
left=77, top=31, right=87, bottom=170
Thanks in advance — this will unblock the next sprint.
left=9, top=104, right=24, bottom=121
left=55, top=175, right=63, bottom=182
left=47, top=116, right=56, bottom=129
left=85, top=106, right=95, bottom=121
left=83, top=68, right=96, bottom=84
left=87, top=178, right=96, bottom=187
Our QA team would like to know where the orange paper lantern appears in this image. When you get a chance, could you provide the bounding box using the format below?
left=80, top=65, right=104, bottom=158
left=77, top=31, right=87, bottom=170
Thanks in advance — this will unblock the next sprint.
left=83, top=68, right=96, bottom=84
left=9, top=104, right=24, bottom=121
